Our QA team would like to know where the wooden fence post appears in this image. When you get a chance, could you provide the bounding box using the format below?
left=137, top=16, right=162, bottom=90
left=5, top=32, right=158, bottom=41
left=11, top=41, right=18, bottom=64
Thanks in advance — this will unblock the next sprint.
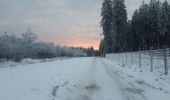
left=150, top=47, right=153, bottom=72
left=130, top=52, right=133, bottom=65
left=139, top=50, right=141, bottom=68
left=131, top=52, right=133, bottom=65
left=164, top=45, right=168, bottom=75
left=126, top=53, right=128, bottom=65
left=122, top=53, right=124, bottom=64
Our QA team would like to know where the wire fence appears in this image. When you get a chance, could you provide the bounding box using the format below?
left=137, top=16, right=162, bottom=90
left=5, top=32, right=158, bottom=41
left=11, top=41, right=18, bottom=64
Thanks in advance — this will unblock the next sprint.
left=106, top=48, right=170, bottom=75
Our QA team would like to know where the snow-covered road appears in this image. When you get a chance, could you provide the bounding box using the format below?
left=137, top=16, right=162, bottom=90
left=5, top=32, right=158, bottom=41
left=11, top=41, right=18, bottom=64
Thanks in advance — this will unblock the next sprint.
left=0, top=57, right=170, bottom=100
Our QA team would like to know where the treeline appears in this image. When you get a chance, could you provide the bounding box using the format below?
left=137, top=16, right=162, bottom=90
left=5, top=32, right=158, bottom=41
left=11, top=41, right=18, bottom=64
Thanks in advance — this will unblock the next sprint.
left=100, top=0, right=170, bottom=55
left=0, top=27, right=97, bottom=62
left=131, top=0, right=170, bottom=51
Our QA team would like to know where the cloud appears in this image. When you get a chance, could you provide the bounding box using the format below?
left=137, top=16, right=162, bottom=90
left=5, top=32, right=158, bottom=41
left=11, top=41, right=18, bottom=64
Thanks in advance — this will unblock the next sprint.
left=0, top=0, right=169, bottom=49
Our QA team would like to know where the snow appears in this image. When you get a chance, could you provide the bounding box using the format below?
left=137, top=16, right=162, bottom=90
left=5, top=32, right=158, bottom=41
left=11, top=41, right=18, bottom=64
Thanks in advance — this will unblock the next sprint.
left=0, top=57, right=68, bottom=68
left=0, top=57, right=170, bottom=100
left=0, top=58, right=97, bottom=100
left=105, top=56, right=170, bottom=100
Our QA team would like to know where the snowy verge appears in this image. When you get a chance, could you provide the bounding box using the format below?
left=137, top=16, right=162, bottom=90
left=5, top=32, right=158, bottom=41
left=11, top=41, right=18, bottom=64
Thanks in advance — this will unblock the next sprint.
left=103, top=58, right=170, bottom=100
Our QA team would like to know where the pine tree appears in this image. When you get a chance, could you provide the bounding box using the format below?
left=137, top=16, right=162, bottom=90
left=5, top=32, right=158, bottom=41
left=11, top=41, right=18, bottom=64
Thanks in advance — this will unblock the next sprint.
left=137, top=1, right=149, bottom=50
left=131, top=10, right=140, bottom=51
left=147, top=0, right=161, bottom=49
left=160, top=0, right=169, bottom=47
left=99, top=39, right=105, bottom=56
left=101, top=0, right=113, bottom=54
left=112, top=0, right=128, bottom=52
left=168, top=3, right=170, bottom=47
left=130, top=0, right=170, bottom=50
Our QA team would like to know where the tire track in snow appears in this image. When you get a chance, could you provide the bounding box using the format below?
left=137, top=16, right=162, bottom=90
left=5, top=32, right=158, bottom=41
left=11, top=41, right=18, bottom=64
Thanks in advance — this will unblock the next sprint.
left=52, top=58, right=99, bottom=100
left=74, top=57, right=99, bottom=100
left=94, top=58, right=128, bottom=100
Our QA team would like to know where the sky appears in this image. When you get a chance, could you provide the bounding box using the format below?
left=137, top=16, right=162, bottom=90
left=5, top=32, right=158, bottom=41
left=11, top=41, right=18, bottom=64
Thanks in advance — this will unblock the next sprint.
left=0, top=0, right=168, bottom=50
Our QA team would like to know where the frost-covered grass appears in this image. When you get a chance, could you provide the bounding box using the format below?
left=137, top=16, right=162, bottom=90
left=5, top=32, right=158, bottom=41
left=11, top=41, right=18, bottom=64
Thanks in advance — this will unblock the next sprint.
left=0, top=57, right=69, bottom=68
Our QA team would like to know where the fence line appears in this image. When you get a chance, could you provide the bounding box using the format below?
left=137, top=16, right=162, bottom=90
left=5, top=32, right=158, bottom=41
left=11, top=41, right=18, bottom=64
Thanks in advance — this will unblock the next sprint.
left=106, top=48, right=170, bottom=75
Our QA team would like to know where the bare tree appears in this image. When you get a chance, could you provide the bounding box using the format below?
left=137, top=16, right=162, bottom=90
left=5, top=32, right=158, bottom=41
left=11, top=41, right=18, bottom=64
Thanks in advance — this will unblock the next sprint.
left=22, top=26, right=37, bottom=58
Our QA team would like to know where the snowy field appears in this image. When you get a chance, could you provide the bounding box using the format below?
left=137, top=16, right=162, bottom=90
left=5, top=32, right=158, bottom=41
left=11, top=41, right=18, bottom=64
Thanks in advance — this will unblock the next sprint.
left=0, top=57, right=170, bottom=100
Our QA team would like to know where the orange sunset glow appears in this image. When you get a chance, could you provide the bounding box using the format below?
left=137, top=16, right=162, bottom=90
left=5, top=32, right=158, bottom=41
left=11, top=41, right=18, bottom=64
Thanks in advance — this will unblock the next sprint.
left=42, top=38, right=101, bottom=50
